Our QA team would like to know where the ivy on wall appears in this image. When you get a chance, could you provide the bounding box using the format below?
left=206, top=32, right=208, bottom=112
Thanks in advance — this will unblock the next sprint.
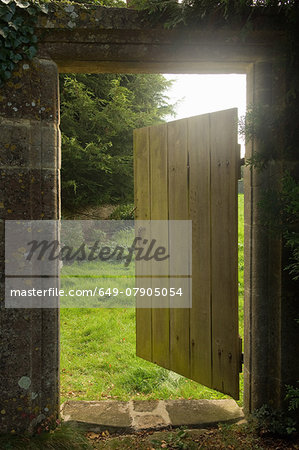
left=0, top=0, right=127, bottom=86
left=0, top=0, right=47, bottom=85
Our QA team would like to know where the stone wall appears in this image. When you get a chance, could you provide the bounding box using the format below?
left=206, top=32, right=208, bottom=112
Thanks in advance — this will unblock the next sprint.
left=0, top=59, right=60, bottom=434
left=0, top=4, right=298, bottom=434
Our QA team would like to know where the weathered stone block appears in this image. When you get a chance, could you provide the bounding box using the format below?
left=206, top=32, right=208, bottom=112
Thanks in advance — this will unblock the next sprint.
left=0, top=58, right=60, bottom=434
left=0, top=119, right=30, bottom=167
left=0, top=168, right=59, bottom=220
left=0, top=119, right=60, bottom=170
left=0, top=308, right=59, bottom=434
left=0, top=59, right=59, bottom=123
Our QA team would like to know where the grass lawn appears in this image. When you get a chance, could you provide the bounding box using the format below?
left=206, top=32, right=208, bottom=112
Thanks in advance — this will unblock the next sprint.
left=60, top=194, right=244, bottom=404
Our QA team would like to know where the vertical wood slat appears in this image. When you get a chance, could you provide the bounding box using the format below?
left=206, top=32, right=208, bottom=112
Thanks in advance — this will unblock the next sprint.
left=168, top=119, right=190, bottom=379
left=188, top=114, right=212, bottom=387
left=150, top=124, right=170, bottom=368
left=134, top=127, right=152, bottom=362
left=210, top=108, right=239, bottom=399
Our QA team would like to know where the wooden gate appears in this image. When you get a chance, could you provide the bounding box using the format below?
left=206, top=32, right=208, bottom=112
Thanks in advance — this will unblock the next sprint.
left=134, top=109, right=241, bottom=399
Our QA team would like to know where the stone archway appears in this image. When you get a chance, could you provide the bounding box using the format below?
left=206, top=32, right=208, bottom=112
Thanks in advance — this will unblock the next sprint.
left=1, top=4, right=297, bottom=433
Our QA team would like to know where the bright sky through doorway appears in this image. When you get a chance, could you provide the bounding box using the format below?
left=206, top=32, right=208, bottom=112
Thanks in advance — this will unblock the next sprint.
left=164, top=74, right=247, bottom=155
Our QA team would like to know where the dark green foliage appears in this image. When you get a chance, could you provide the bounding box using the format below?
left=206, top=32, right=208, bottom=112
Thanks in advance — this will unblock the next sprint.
left=286, top=382, right=299, bottom=411
left=250, top=404, right=296, bottom=436
left=239, top=104, right=283, bottom=170
left=0, top=0, right=126, bottom=87
left=236, top=3, right=299, bottom=284
left=56, top=0, right=126, bottom=6
left=281, top=172, right=299, bottom=280
left=0, top=0, right=48, bottom=85
left=239, top=109, right=299, bottom=281
left=109, top=203, right=135, bottom=220
left=239, top=105, right=299, bottom=282
left=132, top=0, right=298, bottom=29
left=60, top=73, right=175, bottom=210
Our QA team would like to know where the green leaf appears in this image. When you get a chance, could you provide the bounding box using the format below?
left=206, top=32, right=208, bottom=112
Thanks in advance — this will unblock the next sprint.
left=3, top=10, right=14, bottom=21
left=19, top=35, right=29, bottom=43
left=4, top=38, right=12, bottom=47
left=0, top=47, right=9, bottom=58
left=7, top=20, right=17, bottom=30
left=27, top=45, right=36, bottom=58
left=26, top=6, right=37, bottom=16
left=8, top=29, right=16, bottom=39
left=0, top=28, right=7, bottom=38
left=13, top=15, right=23, bottom=26
left=11, top=52, right=22, bottom=63
left=8, top=1, right=15, bottom=14
left=8, top=60, right=14, bottom=70
left=38, top=3, right=48, bottom=14
left=26, top=26, right=34, bottom=34
left=15, top=0, right=30, bottom=8
left=0, top=8, right=8, bottom=17
left=4, top=69, right=11, bottom=79
left=11, top=38, right=22, bottom=48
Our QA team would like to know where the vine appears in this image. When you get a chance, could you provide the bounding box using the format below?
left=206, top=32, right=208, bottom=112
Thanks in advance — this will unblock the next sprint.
left=132, top=0, right=298, bottom=29
left=0, top=0, right=48, bottom=86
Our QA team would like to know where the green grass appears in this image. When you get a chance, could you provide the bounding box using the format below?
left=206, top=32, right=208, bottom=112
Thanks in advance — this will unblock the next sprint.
left=0, top=424, right=92, bottom=449
left=60, top=194, right=244, bottom=404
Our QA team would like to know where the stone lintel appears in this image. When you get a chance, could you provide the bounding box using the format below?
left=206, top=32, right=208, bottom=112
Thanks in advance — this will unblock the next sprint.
left=35, top=5, right=286, bottom=73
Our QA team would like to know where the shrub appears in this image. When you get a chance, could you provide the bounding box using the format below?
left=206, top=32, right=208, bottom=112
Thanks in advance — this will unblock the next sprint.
left=109, top=203, right=135, bottom=220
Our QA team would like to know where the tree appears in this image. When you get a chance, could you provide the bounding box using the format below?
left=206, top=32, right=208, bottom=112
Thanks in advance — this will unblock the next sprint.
left=60, top=73, right=175, bottom=211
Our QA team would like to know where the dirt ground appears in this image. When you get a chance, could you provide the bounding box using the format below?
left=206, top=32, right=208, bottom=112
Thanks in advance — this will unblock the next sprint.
left=62, top=204, right=117, bottom=220
left=85, top=425, right=299, bottom=450
left=1, top=423, right=299, bottom=449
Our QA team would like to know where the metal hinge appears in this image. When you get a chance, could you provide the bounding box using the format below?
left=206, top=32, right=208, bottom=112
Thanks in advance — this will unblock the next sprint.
left=239, top=336, right=243, bottom=373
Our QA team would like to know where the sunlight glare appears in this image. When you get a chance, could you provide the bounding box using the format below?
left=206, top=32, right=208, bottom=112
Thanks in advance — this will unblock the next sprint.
left=164, top=74, right=246, bottom=155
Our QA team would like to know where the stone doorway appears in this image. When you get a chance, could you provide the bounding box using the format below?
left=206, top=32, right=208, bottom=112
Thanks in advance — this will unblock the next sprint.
left=1, top=4, right=295, bottom=434
left=58, top=71, right=246, bottom=421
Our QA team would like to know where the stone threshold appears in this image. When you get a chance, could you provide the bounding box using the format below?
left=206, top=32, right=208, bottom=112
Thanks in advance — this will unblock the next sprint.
left=61, top=399, right=244, bottom=433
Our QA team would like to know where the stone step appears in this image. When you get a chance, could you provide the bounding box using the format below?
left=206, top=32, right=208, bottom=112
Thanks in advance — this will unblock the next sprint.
left=61, top=399, right=244, bottom=432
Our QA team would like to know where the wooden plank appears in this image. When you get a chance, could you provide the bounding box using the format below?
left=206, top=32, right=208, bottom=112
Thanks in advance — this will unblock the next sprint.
left=149, top=124, right=170, bottom=369
left=168, top=118, right=190, bottom=379
left=210, top=108, right=239, bottom=399
left=134, top=127, right=152, bottom=362
left=188, top=114, right=212, bottom=387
